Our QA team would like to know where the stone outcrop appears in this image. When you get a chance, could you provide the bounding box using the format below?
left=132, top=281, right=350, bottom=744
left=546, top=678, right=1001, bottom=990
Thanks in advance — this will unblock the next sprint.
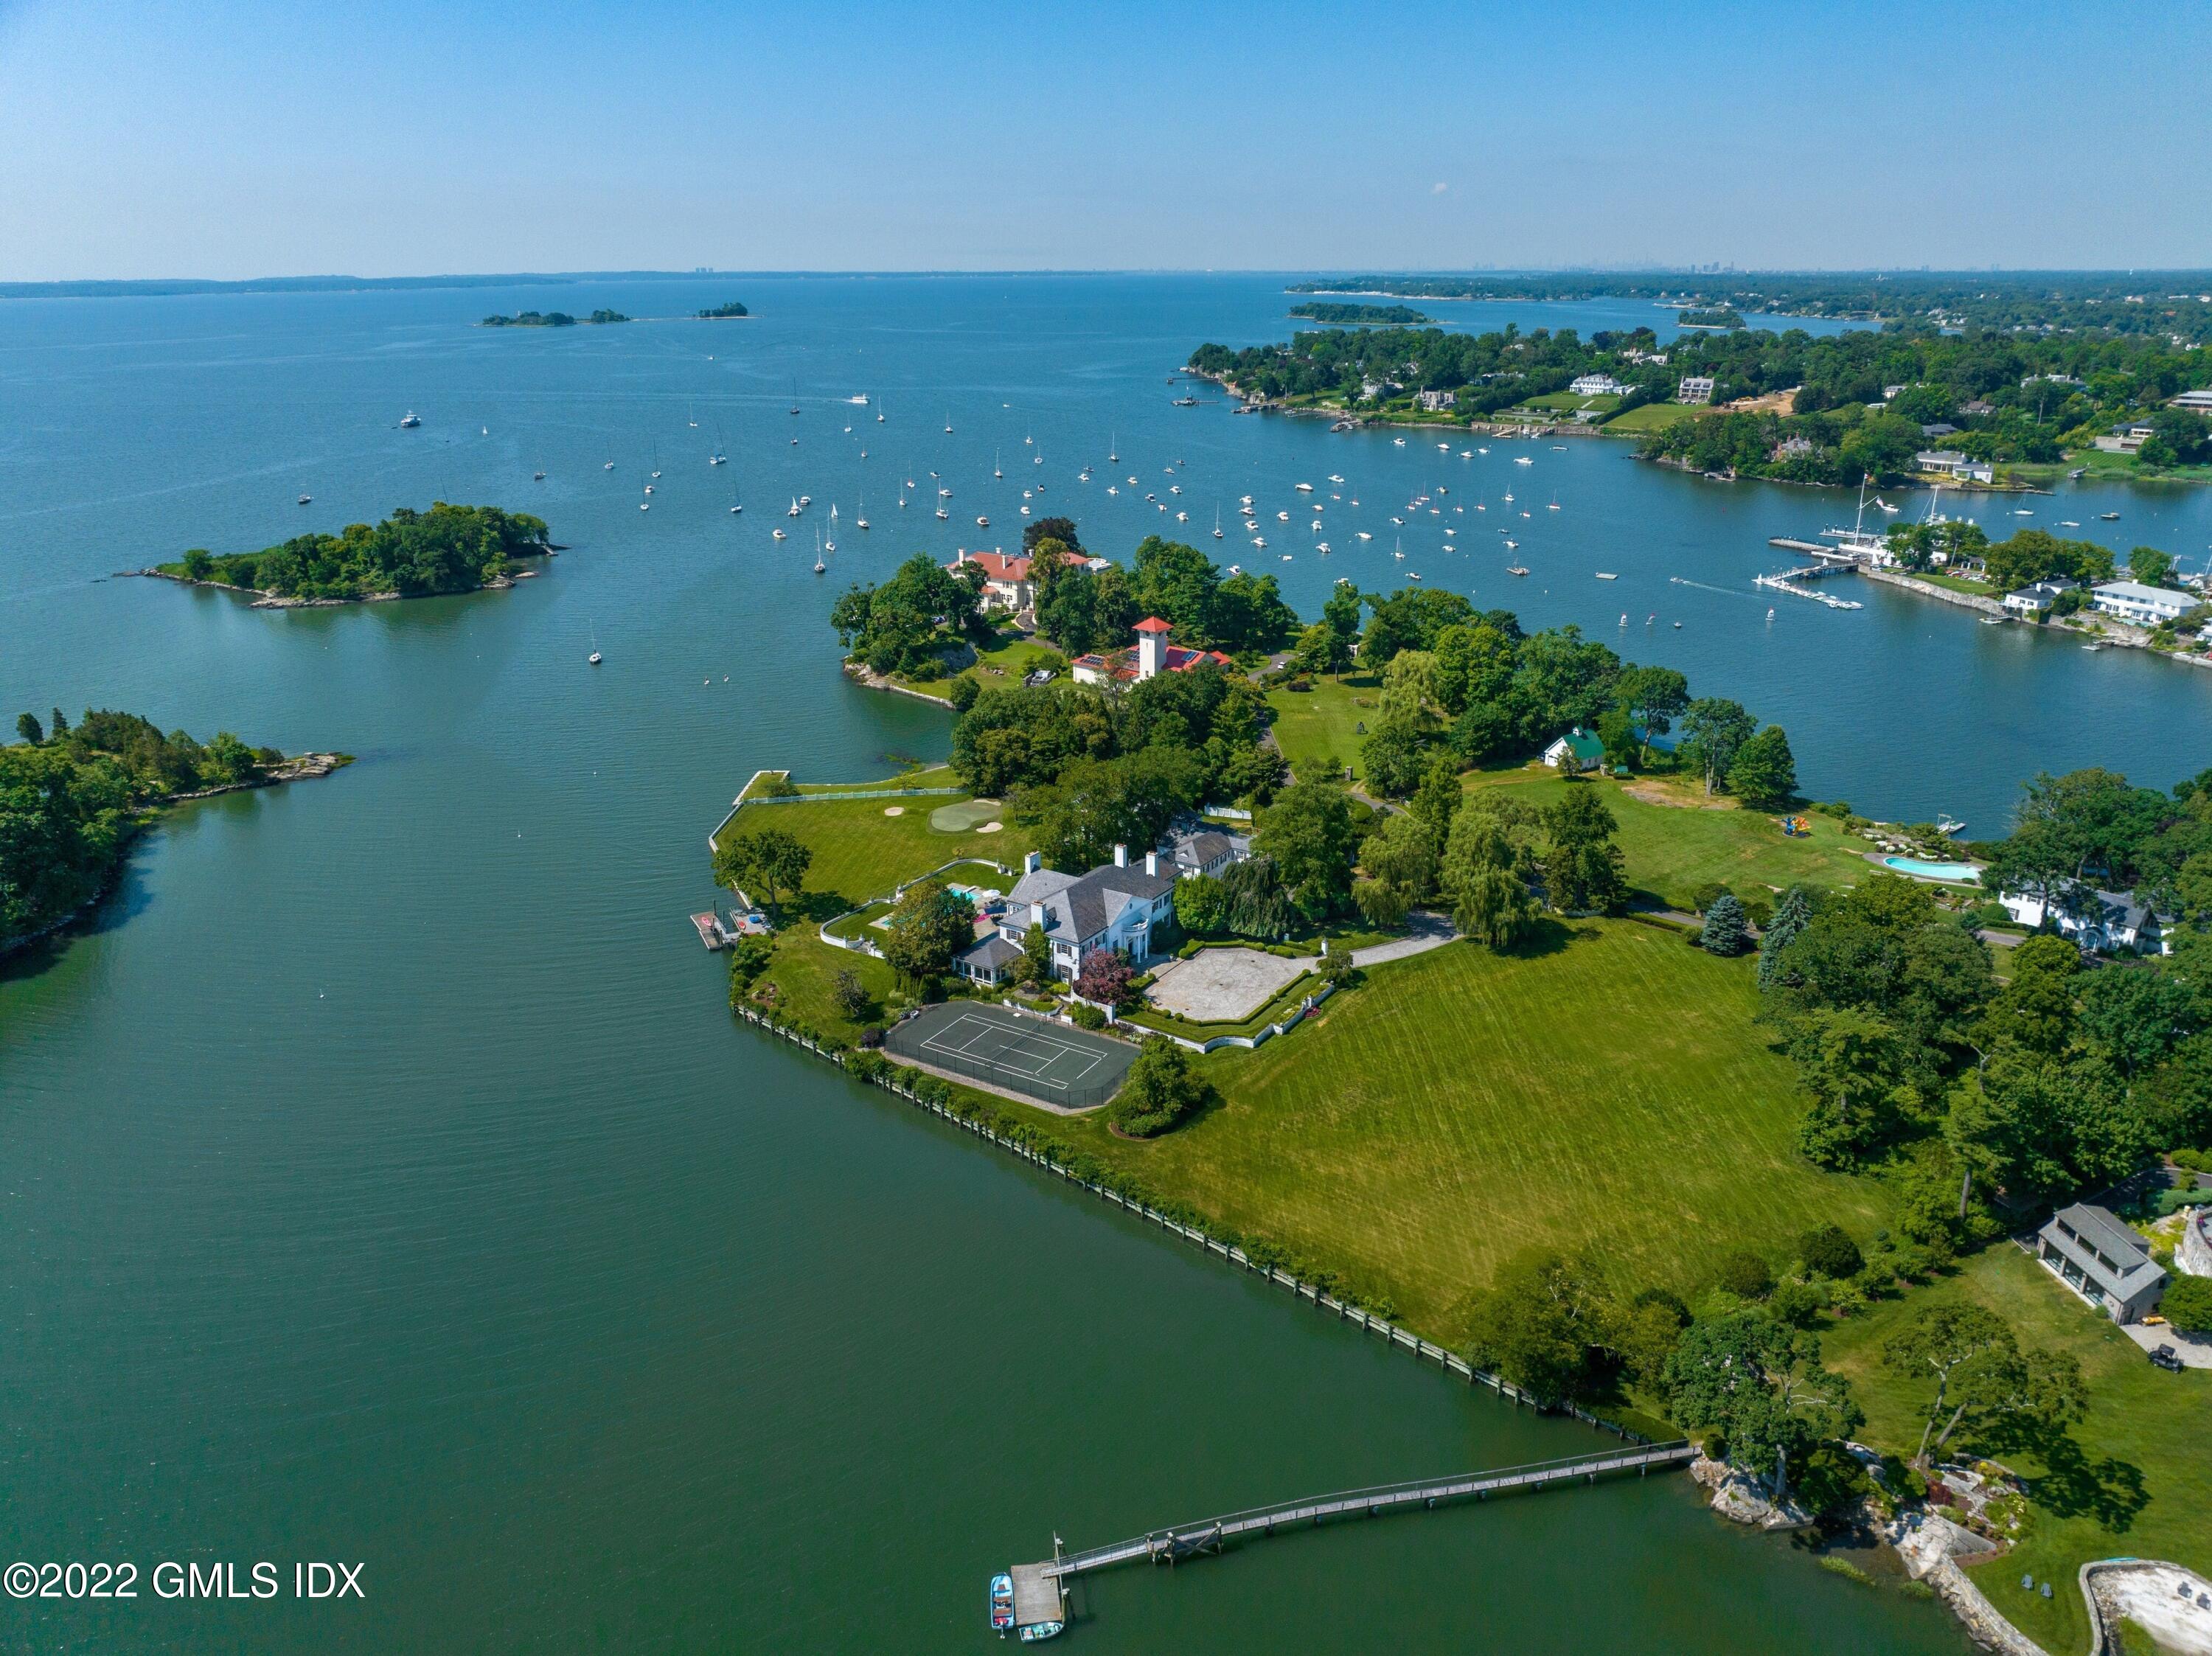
left=1689, top=1453, right=1814, bottom=1531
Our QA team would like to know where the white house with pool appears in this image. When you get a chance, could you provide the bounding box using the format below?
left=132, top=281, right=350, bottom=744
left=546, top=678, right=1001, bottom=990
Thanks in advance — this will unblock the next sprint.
left=956, top=846, right=1178, bottom=984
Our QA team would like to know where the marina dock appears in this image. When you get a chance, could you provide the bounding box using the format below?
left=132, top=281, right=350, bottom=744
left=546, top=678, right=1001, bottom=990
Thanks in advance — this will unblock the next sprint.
left=689, top=911, right=734, bottom=950
left=1001, top=1441, right=1695, bottom=1633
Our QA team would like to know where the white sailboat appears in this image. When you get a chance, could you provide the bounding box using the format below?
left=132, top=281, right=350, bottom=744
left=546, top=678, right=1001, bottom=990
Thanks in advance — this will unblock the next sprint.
left=813, top=527, right=826, bottom=575
left=787, top=497, right=801, bottom=517
left=824, top=505, right=838, bottom=552
left=588, top=623, right=602, bottom=666
left=1107, top=433, right=1118, bottom=463
left=1213, top=508, right=1224, bottom=540
left=993, top=449, right=1002, bottom=479
left=857, top=497, right=869, bottom=530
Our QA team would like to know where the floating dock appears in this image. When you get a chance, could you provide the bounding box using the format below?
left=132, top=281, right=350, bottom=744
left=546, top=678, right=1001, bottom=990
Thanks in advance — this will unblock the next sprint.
left=1007, top=1562, right=1065, bottom=1638
left=689, top=911, right=733, bottom=950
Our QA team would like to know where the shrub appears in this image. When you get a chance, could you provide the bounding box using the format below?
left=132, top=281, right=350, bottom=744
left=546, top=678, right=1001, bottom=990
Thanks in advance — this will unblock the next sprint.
left=858, top=1025, right=884, bottom=1048
left=1697, top=894, right=1752, bottom=956
left=1716, top=1249, right=1774, bottom=1298
left=2172, top=1147, right=2205, bottom=1172
left=1769, top=1278, right=1826, bottom=1329
left=1691, top=881, right=1731, bottom=916
left=946, top=674, right=981, bottom=712
left=2163, top=1275, right=2212, bottom=1334
left=1108, top=1038, right=1217, bottom=1138
left=1069, top=1001, right=1107, bottom=1031
left=1799, top=1223, right=1865, bottom=1280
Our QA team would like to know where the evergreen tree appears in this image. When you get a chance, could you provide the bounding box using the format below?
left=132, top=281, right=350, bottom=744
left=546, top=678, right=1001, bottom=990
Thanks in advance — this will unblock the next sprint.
left=1699, top=892, right=1752, bottom=956
left=1757, top=886, right=1813, bottom=992
left=1729, top=726, right=1798, bottom=810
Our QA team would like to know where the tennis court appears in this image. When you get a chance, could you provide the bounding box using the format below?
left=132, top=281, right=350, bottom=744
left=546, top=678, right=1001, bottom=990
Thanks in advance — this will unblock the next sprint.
left=883, top=1002, right=1134, bottom=1111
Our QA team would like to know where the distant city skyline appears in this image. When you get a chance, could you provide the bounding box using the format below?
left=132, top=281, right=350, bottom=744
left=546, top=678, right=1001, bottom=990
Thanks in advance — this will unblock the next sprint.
left=3, top=0, right=2208, bottom=281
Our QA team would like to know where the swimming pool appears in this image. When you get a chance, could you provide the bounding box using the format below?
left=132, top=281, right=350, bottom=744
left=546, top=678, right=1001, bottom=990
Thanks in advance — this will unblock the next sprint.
left=1881, top=855, right=1981, bottom=883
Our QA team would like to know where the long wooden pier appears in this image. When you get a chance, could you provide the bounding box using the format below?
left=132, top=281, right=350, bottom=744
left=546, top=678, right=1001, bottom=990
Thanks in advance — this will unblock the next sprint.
left=1014, top=1440, right=1697, bottom=1607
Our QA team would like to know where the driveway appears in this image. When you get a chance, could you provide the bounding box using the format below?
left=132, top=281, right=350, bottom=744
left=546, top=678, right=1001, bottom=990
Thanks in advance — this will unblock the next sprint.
left=2122, top=1321, right=2212, bottom=1369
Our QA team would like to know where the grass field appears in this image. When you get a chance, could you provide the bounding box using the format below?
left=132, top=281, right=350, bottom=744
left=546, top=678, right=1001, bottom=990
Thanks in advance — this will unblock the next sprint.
left=715, top=793, right=1033, bottom=919
left=1524, top=390, right=1620, bottom=415
left=1823, top=1245, right=2212, bottom=1655
left=1054, top=919, right=1891, bottom=1337
left=891, top=632, right=1062, bottom=697
left=1602, top=402, right=1719, bottom=434
left=1265, top=673, right=1382, bottom=781
left=1466, top=768, right=1871, bottom=910
left=752, top=929, right=902, bottom=1040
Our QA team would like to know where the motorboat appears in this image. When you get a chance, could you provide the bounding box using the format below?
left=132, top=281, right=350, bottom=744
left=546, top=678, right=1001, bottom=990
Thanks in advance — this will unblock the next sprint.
left=990, top=1574, right=1015, bottom=1634
left=297, top=493, right=312, bottom=504
left=399, top=411, right=420, bottom=428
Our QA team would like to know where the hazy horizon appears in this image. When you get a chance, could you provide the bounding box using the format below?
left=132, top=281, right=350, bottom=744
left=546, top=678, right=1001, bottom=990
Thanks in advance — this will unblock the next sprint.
left=4, top=0, right=2209, bottom=282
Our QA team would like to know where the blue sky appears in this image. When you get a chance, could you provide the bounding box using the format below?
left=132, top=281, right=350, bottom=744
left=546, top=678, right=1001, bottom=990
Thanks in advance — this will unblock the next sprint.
left=3, top=0, right=2209, bottom=279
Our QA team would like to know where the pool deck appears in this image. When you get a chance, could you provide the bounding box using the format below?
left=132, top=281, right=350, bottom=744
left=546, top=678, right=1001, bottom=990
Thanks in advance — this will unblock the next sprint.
left=1864, top=850, right=1983, bottom=885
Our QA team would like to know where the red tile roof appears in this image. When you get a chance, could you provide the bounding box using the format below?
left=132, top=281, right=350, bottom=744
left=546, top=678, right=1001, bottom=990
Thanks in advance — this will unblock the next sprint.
left=1133, top=616, right=1174, bottom=633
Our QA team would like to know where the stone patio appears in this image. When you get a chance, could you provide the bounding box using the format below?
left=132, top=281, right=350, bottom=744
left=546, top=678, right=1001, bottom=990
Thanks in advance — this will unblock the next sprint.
left=1145, top=947, right=1307, bottom=1022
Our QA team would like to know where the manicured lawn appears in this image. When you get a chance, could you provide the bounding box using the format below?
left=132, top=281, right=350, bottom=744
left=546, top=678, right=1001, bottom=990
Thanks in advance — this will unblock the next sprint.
left=2052, top=449, right=2212, bottom=484
left=1603, top=401, right=1719, bottom=434
left=1265, top=672, right=1382, bottom=782
left=1524, top=391, right=1619, bottom=415
left=1466, top=768, right=1871, bottom=910
left=1054, top=919, right=1891, bottom=1337
left=789, top=765, right=959, bottom=796
left=751, top=929, right=901, bottom=1043
left=715, top=793, right=1032, bottom=919
left=1822, top=1245, right=2212, bottom=1655
left=892, top=632, right=1062, bottom=697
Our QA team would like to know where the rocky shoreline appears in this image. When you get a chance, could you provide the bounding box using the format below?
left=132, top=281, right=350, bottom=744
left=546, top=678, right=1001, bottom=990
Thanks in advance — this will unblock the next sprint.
left=136, top=559, right=548, bottom=608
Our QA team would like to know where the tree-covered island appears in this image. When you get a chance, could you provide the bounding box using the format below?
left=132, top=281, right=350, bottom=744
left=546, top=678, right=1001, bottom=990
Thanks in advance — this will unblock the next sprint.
left=696, top=300, right=750, bottom=319
left=154, top=503, right=552, bottom=605
left=480, top=308, right=627, bottom=326
left=1287, top=302, right=1430, bottom=325
left=1, top=709, right=347, bottom=953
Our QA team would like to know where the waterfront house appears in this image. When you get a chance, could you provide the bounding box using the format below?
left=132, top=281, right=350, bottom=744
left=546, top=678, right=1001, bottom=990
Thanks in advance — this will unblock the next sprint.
left=1416, top=389, right=1458, bottom=412
left=2000, top=882, right=2171, bottom=955
left=978, top=846, right=1179, bottom=981
left=1957, top=399, right=1997, bottom=419
left=1919, top=422, right=1958, bottom=439
left=2034, top=1203, right=2166, bottom=1324
left=1570, top=373, right=1629, bottom=398
left=2171, top=388, right=2212, bottom=411
left=1071, top=616, right=1234, bottom=686
left=1914, top=450, right=1996, bottom=484
left=1771, top=436, right=1815, bottom=461
left=945, top=545, right=1102, bottom=614
left=2093, top=423, right=2155, bottom=454
left=1676, top=375, right=1715, bottom=406
left=1542, top=727, right=1606, bottom=773
left=2091, top=580, right=2196, bottom=627
left=2003, top=578, right=2077, bottom=616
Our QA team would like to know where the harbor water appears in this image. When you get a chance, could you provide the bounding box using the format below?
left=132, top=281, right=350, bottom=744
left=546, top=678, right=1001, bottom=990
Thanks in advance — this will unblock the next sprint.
left=9, top=272, right=2205, bottom=1650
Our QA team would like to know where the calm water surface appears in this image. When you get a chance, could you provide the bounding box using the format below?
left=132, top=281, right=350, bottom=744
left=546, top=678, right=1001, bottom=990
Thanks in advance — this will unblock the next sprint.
left=8, top=272, right=2202, bottom=1652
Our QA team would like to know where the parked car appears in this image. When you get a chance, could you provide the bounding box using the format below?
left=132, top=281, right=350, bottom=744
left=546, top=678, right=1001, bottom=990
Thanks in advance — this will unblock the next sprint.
left=2149, top=1344, right=2186, bottom=1373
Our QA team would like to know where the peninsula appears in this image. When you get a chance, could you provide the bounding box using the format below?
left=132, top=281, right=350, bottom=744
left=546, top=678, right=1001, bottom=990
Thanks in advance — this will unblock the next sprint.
left=710, top=512, right=2212, bottom=1653
left=152, top=502, right=552, bottom=605
left=479, top=308, right=627, bottom=326
left=1192, top=316, right=2212, bottom=484
left=1, top=708, right=348, bottom=956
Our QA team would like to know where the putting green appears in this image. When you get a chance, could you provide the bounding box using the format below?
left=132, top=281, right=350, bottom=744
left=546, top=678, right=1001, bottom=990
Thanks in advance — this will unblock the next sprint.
left=929, top=798, right=1002, bottom=832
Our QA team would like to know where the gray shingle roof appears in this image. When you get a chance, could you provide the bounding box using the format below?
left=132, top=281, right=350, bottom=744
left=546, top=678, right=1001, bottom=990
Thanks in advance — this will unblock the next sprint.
left=1007, top=857, right=1175, bottom=947
left=958, top=933, right=1024, bottom=969
left=2042, top=1203, right=2164, bottom=1301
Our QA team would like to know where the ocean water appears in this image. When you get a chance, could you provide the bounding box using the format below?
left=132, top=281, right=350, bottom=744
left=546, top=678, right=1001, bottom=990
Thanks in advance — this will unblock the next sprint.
left=2, top=270, right=2191, bottom=1652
